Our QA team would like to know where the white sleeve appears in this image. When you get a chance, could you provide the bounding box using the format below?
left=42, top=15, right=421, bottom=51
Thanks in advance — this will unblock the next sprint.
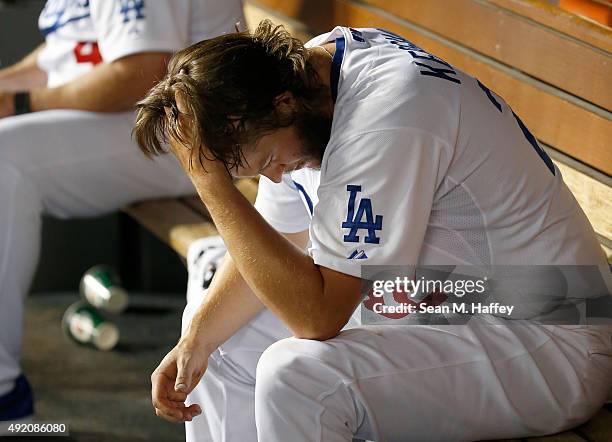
left=90, top=0, right=190, bottom=62
left=310, top=129, right=451, bottom=278
left=254, top=175, right=311, bottom=234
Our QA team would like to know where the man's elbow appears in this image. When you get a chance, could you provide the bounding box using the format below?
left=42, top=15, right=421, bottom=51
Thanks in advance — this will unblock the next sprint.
left=291, top=316, right=346, bottom=341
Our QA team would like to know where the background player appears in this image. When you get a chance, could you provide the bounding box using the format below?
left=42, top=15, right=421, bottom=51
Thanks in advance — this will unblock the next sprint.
left=0, top=0, right=244, bottom=422
left=135, top=21, right=612, bottom=441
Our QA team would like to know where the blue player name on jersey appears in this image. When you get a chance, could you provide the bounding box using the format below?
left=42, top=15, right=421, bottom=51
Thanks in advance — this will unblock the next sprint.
left=377, top=27, right=553, bottom=176
left=378, top=28, right=461, bottom=85
left=349, top=28, right=366, bottom=43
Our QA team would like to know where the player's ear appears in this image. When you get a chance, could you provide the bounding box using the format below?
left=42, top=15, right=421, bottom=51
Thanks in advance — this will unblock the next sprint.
left=273, top=91, right=297, bottom=114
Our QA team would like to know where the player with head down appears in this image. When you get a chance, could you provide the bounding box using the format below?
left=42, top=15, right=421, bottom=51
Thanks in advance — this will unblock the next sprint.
left=134, top=20, right=612, bottom=442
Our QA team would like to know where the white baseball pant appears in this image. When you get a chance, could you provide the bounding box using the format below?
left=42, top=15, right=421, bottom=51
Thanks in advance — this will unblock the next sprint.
left=181, top=289, right=612, bottom=441
left=0, top=110, right=194, bottom=396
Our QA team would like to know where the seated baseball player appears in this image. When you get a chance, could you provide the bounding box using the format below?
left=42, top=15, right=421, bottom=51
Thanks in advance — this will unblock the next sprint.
left=0, top=0, right=244, bottom=422
left=134, top=21, right=612, bottom=441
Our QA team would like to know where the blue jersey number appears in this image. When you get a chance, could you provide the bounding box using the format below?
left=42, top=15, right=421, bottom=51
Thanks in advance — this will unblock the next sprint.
left=377, top=28, right=554, bottom=175
left=477, top=80, right=555, bottom=175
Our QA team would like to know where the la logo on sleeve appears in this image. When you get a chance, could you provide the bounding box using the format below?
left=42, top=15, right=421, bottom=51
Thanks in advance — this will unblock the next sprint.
left=342, top=185, right=383, bottom=244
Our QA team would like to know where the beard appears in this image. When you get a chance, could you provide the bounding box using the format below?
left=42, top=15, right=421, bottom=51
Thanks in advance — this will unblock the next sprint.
left=293, top=106, right=333, bottom=168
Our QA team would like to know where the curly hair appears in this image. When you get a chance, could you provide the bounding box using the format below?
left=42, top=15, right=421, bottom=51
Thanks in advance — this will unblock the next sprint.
left=133, top=20, right=328, bottom=170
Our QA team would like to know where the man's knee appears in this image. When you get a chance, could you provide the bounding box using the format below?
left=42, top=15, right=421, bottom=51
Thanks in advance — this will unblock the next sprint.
left=255, top=338, right=362, bottom=438
left=0, top=160, right=41, bottom=208
left=255, top=337, right=337, bottom=400
left=0, top=112, right=77, bottom=171
left=0, top=115, right=37, bottom=170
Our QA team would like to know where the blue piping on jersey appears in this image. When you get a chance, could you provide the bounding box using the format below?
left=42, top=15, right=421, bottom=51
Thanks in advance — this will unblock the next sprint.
left=40, top=13, right=91, bottom=37
left=330, top=36, right=345, bottom=103
left=292, top=181, right=314, bottom=215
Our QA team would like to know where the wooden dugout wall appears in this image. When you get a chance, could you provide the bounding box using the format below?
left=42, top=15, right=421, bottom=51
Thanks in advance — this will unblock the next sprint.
left=244, top=0, right=612, bottom=259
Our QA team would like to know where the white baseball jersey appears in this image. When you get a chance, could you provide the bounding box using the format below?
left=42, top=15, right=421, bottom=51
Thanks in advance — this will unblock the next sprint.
left=255, top=26, right=606, bottom=278
left=37, top=0, right=243, bottom=87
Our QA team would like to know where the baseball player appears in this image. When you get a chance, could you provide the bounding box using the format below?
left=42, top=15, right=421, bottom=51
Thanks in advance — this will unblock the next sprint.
left=135, top=21, right=612, bottom=441
left=0, top=0, right=244, bottom=422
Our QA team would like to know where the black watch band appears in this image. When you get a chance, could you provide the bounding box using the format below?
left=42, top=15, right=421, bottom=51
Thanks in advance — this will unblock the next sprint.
left=13, top=91, right=31, bottom=115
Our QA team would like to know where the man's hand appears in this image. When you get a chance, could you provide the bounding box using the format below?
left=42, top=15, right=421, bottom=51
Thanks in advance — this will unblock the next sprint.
left=166, top=92, right=232, bottom=185
left=151, top=338, right=210, bottom=423
left=167, top=133, right=229, bottom=183
left=0, top=91, right=14, bottom=118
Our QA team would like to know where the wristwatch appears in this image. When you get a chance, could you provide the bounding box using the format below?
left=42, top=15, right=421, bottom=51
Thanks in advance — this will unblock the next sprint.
left=13, top=91, right=31, bottom=115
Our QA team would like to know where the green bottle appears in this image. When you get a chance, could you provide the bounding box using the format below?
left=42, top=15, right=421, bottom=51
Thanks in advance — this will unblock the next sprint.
left=62, top=301, right=119, bottom=351
left=80, top=265, right=129, bottom=314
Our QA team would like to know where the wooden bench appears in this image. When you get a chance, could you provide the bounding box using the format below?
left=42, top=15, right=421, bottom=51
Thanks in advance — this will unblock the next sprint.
left=123, top=1, right=611, bottom=440
left=123, top=179, right=258, bottom=258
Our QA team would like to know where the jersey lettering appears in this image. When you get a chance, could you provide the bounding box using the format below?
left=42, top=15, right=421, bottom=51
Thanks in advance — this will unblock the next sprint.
left=410, top=51, right=453, bottom=69
left=119, top=0, right=146, bottom=23
left=512, top=111, right=556, bottom=175
left=477, top=80, right=502, bottom=113
left=379, top=28, right=461, bottom=85
left=478, top=80, right=555, bottom=175
left=349, top=28, right=365, bottom=43
left=39, top=0, right=91, bottom=37
left=73, top=41, right=102, bottom=65
left=415, top=62, right=461, bottom=84
left=342, top=185, right=383, bottom=244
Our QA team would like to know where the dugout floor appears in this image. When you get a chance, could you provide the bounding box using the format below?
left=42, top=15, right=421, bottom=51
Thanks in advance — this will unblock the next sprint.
left=20, top=293, right=611, bottom=442
left=22, top=292, right=186, bottom=442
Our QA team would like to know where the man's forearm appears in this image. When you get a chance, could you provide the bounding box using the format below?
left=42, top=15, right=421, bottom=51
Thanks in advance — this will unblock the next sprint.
left=186, top=227, right=309, bottom=350
left=190, top=173, right=342, bottom=339
left=29, top=52, right=170, bottom=113
left=185, top=252, right=266, bottom=353
left=0, top=44, right=47, bottom=90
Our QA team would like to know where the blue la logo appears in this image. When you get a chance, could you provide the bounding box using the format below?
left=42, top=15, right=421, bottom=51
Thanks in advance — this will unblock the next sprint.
left=342, top=185, right=383, bottom=244
left=119, top=0, right=146, bottom=23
